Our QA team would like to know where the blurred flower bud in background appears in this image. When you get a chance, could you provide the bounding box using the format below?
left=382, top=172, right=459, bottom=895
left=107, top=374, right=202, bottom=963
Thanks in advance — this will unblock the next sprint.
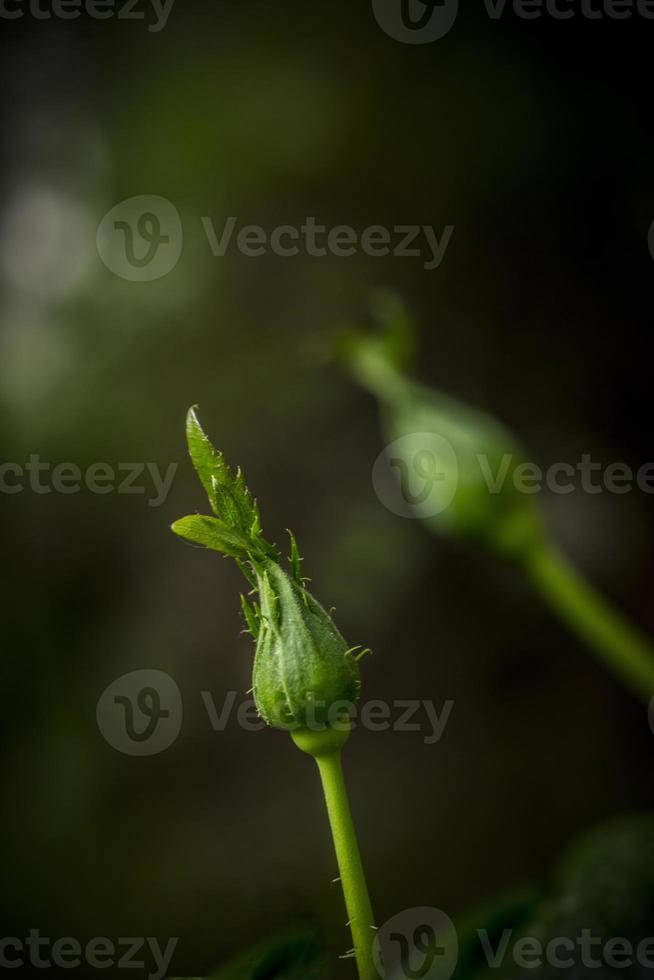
left=339, top=294, right=544, bottom=561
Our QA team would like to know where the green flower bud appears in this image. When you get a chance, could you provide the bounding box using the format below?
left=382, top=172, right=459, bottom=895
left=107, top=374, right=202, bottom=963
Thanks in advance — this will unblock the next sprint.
left=172, top=407, right=362, bottom=732
left=340, top=297, right=544, bottom=560
left=253, top=562, right=360, bottom=729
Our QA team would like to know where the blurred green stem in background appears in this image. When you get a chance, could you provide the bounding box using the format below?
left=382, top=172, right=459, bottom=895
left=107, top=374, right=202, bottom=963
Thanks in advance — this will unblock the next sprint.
left=339, top=293, right=654, bottom=706
left=525, top=542, right=654, bottom=703
left=293, top=723, right=377, bottom=980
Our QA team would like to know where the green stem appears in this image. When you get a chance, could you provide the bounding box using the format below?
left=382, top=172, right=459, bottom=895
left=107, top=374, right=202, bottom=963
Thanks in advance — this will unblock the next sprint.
left=292, top=724, right=377, bottom=980
left=524, top=541, right=654, bottom=703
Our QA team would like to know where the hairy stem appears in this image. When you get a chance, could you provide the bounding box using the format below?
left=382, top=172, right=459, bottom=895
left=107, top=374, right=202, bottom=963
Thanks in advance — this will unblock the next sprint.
left=524, top=542, right=654, bottom=703
left=292, top=724, right=377, bottom=980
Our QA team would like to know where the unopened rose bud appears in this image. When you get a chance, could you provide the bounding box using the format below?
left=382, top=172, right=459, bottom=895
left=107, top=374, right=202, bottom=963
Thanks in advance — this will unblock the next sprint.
left=172, top=407, right=363, bottom=732
left=253, top=562, right=360, bottom=730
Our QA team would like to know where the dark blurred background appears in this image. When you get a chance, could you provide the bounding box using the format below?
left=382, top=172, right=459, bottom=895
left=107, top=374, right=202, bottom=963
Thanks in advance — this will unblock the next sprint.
left=1, top=1, right=653, bottom=976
